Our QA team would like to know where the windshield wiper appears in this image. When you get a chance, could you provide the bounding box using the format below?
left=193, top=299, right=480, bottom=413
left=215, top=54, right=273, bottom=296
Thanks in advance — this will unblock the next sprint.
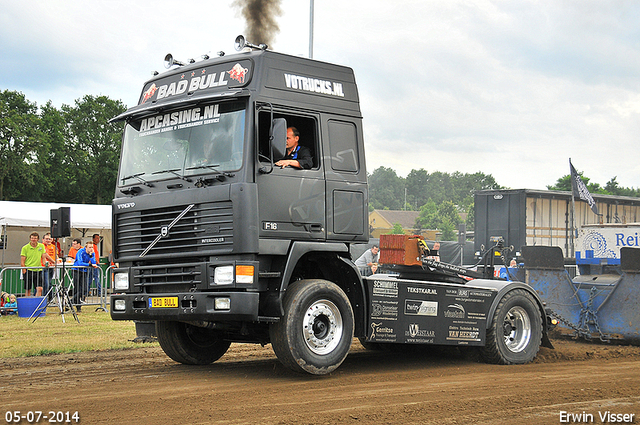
left=152, top=168, right=192, bottom=183
left=185, top=164, right=221, bottom=172
left=121, top=172, right=154, bottom=187
left=185, top=164, right=234, bottom=177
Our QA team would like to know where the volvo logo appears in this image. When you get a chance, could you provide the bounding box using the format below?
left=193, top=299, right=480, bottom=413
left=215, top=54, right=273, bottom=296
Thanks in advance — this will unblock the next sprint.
left=160, top=226, right=169, bottom=238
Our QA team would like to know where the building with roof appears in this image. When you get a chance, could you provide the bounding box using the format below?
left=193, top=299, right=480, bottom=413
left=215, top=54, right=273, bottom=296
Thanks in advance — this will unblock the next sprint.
left=368, top=210, right=436, bottom=240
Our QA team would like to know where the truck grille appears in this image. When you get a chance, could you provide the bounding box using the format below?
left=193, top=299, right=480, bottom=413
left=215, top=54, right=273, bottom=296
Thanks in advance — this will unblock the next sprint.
left=132, top=262, right=205, bottom=289
left=115, top=202, right=233, bottom=259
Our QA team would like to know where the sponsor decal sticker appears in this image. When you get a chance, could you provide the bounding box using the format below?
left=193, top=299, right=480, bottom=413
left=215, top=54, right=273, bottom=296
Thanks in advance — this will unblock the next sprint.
left=444, top=303, right=465, bottom=319
left=371, top=300, right=399, bottom=319
left=405, top=323, right=435, bottom=340
left=372, top=280, right=399, bottom=297
left=283, top=73, right=345, bottom=97
left=139, top=104, right=221, bottom=135
left=404, top=300, right=438, bottom=316
left=370, top=322, right=396, bottom=341
left=139, top=61, right=251, bottom=105
left=407, top=286, right=437, bottom=295
left=227, top=63, right=249, bottom=83
left=141, top=84, right=158, bottom=104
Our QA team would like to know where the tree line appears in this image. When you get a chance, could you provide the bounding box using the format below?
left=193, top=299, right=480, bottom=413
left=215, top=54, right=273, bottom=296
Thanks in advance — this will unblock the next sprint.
left=2, top=87, right=638, bottom=228
left=368, top=167, right=502, bottom=239
left=0, top=90, right=126, bottom=204
left=546, top=174, right=640, bottom=197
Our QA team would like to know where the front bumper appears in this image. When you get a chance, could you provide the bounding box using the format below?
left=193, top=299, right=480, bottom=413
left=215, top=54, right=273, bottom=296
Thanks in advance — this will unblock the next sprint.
left=110, top=291, right=259, bottom=322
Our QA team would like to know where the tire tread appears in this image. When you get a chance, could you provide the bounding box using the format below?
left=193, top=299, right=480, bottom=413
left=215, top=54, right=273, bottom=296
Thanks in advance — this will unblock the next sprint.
left=480, top=289, right=543, bottom=365
left=156, top=321, right=231, bottom=365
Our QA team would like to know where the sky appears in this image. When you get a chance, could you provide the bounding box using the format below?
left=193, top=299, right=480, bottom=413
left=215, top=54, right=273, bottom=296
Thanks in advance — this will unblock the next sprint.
left=2, top=0, right=639, bottom=191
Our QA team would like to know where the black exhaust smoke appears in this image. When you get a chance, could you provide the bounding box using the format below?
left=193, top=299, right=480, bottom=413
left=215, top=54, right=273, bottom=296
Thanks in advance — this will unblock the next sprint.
left=233, top=0, right=282, bottom=48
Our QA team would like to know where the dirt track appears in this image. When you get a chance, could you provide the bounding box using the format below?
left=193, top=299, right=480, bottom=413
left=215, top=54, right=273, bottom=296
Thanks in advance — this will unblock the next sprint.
left=2, top=336, right=640, bottom=425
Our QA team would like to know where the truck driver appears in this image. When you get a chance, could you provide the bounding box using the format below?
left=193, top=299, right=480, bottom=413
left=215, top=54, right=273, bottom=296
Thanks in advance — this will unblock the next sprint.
left=275, top=127, right=313, bottom=169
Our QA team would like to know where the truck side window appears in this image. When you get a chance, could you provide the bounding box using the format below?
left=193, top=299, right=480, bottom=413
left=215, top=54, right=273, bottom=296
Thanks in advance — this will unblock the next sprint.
left=328, top=120, right=359, bottom=172
left=258, top=112, right=318, bottom=169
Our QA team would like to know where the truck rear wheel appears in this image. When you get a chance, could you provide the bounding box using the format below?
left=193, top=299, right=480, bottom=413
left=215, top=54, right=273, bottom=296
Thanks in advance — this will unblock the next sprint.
left=156, top=321, right=231, bottom=365
left=270, top=279, right=354, bottom=375
left=481, top=289, right=542, bottom=364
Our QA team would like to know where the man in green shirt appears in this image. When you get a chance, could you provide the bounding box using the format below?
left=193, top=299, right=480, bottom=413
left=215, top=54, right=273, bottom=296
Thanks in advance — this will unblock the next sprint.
left=20, top=232, right=54, bottom=297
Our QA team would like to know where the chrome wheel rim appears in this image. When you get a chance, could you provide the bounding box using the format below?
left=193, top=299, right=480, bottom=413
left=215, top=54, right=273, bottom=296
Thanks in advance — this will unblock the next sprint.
left=502, top=306, right=531, bottom=353
left=303, top=299, right=343, bottom=355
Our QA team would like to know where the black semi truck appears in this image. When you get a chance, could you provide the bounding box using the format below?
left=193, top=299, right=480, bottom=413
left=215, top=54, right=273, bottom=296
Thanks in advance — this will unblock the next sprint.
left=110, top=36, right=552, bottom=375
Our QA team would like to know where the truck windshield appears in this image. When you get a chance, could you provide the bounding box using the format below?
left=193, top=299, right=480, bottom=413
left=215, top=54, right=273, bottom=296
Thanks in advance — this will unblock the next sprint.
left=118, top=100, right=245, bottom=185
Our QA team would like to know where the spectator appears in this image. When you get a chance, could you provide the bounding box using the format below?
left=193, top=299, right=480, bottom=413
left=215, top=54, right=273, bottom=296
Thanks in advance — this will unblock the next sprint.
left=67, top=238, right=80, bottom=263
left=4, top=294, right=17, bottom=315
left=422, top=241, right=441, bottom=261
left=71, top=240, right=98, bottom=312
left=355, top=245, right=380, bottom=277
left=0, top=291, right=7, bottom=315
left=91, top=234, right=102, bottom=297
left=42, top=232, right=57, bottom=299
left=20, top=232, right=54, bottom=297
left=499, top=259, right=519, bottom=280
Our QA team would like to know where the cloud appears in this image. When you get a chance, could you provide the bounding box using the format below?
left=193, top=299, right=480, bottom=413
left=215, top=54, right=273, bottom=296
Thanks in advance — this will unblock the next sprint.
left=308, top=1, right=640, bottom=189
left=2, top=0, right=639, bottom=190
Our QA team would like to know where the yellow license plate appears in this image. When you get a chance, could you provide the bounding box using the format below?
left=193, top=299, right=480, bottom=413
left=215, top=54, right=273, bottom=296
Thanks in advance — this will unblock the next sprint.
left=149, top=297, right=179, bottom=308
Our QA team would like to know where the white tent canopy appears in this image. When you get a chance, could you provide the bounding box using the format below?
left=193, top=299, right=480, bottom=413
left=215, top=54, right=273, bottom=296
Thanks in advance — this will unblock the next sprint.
left=0, top=201, right=111, bottom=229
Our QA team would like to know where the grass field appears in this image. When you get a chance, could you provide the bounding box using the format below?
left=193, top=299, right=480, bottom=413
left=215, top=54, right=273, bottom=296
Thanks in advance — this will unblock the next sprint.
left=0, top=305, right=157, bottom=358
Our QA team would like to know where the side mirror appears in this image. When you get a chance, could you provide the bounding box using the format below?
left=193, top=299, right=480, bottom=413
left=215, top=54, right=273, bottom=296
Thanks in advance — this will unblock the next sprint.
left=270, top=118, right=287, bottom=160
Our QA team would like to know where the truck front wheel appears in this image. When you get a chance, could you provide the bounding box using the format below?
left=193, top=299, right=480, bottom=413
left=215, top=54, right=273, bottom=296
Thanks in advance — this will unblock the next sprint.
left=156, top=321, right=231, bottom=365
left=481, top=289, right=543, bottom=364
left=270, top=279, right=354, bottom=375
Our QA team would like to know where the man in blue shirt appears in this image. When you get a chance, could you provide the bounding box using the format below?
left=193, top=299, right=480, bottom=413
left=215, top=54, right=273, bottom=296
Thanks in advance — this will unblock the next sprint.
left=71, top=239, right=98, bottom=312
left=275, top=127, right=313, bottom=169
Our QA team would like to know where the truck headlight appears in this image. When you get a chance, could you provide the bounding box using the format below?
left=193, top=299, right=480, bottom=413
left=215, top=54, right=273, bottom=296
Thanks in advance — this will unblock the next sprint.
left=214, top=297, right=231, bottom=310
left=114, top=273, right=129, bottom=290
left=113, top=299, right=126, bottom=311
left=214, top=266, right=234, bottom=285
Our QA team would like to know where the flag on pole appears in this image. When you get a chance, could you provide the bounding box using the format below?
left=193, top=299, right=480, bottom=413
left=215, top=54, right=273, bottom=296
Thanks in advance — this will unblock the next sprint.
left=570, top=159, right=599, bottom=215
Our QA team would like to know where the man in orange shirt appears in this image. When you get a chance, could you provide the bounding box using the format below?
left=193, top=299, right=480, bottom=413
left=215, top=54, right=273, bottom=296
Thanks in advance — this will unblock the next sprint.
left=67, top=239, right=81, bottom=263
left=42, top=232, right=58, bottom=298
left=91, top=234, right=102, bottom=297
